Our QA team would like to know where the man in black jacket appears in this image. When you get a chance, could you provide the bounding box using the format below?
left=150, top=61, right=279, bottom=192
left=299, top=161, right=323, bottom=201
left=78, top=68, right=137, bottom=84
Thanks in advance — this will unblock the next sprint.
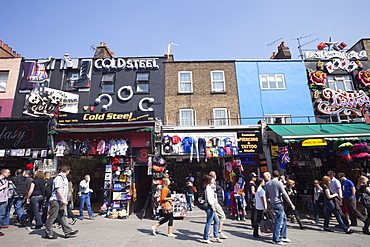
left=2, top=169, right=29, bottom=227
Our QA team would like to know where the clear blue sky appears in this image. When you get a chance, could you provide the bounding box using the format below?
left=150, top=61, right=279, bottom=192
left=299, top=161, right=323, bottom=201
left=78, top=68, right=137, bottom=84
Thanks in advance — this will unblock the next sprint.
left=1, top=0, right=369, bottom=60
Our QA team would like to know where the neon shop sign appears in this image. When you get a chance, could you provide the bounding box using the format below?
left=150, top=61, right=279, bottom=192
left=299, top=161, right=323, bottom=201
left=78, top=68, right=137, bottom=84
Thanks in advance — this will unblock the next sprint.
left=94, top=58, right=159, bottom=70
left=316, top=88, right=370, bottom=116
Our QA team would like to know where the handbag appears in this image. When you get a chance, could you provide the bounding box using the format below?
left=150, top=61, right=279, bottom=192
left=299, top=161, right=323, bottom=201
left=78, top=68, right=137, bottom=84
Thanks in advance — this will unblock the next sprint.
left=260, top=218, right=274, bottom=233
left=162, top=201, right=173, bottom=211
left=333, top=196, right=342, bottom=210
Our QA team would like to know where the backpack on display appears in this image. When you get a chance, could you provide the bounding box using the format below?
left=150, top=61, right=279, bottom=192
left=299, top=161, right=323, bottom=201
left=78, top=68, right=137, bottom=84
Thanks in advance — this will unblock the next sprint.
left=195, top=189, right=209, bottom=211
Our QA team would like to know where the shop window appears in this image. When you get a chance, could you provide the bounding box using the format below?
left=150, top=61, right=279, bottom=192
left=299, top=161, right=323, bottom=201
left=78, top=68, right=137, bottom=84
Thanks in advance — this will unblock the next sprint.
left=136, top=73, right=149, bottom=92
left=213, top=108, right=228, bottom=125
left=327, top=75, right=354, bottom=91
left=180, top=109, right=195, bottom=126
left=265, top=114, right=291, bottom=124
left=211, top=71, right=225, bottom=92
left=0, top=106, right=2, bottom=114
left=66, top=71, right=80, bottom=89
left=101, top=73, right=115, bottom=93
left=0, top=71, right=9, bottom=92
left=178, top=71, right=192, bottom=93
left=259, top=74, right=285, bottom=90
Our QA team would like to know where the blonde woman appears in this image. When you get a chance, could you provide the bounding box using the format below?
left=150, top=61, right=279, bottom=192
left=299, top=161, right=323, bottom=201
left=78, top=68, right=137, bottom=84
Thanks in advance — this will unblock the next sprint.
left=322, top=176, right=352, bottom=234
left=356, top=176, right=370, bottom=235
left=151, top=178, right=176, bottom=237
left=284, top=180, right=307, bottom=229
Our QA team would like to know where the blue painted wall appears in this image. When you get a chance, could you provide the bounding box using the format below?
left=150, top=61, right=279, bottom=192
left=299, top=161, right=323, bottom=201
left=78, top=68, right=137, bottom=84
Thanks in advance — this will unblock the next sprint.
left=235, top=60, right=315, bottom=125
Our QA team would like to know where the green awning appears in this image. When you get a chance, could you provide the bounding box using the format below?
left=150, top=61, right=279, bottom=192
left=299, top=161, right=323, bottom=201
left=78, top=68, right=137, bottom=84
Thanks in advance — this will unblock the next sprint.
left=49, top=126, right=153, bottom=134
left=268, top=123, right=370, bottom=143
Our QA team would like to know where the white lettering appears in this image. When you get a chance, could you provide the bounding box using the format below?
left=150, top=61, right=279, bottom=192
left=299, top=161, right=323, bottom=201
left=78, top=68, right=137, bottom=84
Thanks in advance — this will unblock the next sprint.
left=94, top=58, right=160, bottom=70
left=139, top=97, right=154, bottom=111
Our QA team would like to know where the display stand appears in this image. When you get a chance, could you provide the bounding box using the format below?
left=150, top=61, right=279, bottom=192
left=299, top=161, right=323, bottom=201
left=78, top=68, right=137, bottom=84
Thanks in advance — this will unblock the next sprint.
left=172, top=193, right=187, bottom=219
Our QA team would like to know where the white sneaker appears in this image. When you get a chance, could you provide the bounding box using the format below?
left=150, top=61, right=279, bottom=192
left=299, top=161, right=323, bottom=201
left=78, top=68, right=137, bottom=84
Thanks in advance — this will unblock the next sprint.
left=218, top=232, right=228, bottom=239
left=168, top=233, right=177, bottom=237
left=201, top=239, right=213, bottom=244
left=273, top=241, right=287, bottom=245
left=209, top=237, right=223, bottom=243
left=280, top=238, right=291, bottom=243
left=151, top=226, right=156, bottom=236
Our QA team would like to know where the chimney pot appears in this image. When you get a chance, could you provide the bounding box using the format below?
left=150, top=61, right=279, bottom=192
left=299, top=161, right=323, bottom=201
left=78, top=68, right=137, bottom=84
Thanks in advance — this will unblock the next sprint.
left=8, top=47, right=12, bottom=53
left=3, top=43, right=8, bottom=50
left=0, top=40, right=2, bottom=47
left=12, top=51, right=17, bottom=55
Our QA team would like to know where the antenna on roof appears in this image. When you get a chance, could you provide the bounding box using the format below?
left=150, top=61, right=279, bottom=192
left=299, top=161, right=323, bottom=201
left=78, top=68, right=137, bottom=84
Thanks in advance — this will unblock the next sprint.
left=266, top=37, right=283, bottom=46
left=90, top=44, right=96, bottom=51
left=293, top=32, right=320, bottom=59
left=167, top=42, right=179, bottom=55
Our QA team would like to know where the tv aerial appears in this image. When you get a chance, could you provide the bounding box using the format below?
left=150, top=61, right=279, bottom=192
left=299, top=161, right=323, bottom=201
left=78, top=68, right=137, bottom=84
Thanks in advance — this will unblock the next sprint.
left=294, top=32, right=320, bottom=59
left=90, top=44, right=96, bottom=51
left=167, top=42, right=179, bottom=55
left=266, top=37, right=284, bottom=47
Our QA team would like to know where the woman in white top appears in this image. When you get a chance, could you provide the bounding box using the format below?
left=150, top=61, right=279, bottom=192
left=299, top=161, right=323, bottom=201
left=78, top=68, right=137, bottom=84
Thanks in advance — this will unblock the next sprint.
left=201, top=175, right=222, bottom=244
left=253, top=178, right=267, bottom=238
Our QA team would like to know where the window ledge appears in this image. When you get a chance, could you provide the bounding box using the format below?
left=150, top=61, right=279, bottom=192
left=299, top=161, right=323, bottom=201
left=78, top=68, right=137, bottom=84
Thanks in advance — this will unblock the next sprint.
left=177, top=92, right=193, bottom=95
left=211, top=91, right=227, bottom=94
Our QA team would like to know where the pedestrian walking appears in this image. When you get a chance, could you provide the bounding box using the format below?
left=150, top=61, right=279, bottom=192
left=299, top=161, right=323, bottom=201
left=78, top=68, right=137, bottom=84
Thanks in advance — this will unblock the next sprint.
left=321, top=176, right=353, bottom=234
left=44, top=165, right=79, bottom=239
left=253, top=178, right=267, bottom=238
left=264, top=170, right=295, bottom=245
left=26, top=171, right=46, bottom=230
left=185, top=179, right=194, bottom=211
left=151, top=178, right=177, bottom=237
left=78, top=175, right=95, bottom=220
left=311, top=179, right=323, bottom=224
left=201, top=175, right=222, bottom=244
left=0, top=168, right=11, bottom=236
left=357, top=176, right=370, bottom=235
left=284, top=179, right=307, bottom=229
left=248, top=172, right=258, bottom=227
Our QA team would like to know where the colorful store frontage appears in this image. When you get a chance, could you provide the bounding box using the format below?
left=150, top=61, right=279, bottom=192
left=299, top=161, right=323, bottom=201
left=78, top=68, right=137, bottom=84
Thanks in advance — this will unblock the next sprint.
left=267, top=123, right=370, bottom=196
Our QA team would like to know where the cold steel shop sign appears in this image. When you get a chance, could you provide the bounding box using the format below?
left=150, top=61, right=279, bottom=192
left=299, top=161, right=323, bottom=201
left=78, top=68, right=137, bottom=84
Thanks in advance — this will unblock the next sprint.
left=0, top=120, right=48, bottom=148
left=57, top=111, right=155, bottom=124
left=237, top=131, right=262, bottom=154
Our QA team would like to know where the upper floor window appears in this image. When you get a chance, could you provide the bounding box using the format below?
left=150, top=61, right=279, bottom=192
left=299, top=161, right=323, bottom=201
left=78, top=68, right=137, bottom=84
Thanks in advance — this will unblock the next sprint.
left=327, top=75, right=354, bottom=91
left=180, top=109, right=195, bottom=126
left=101, top=73, right=115, bottom=93
left=178, top=71, right=192, bottom=93
left=260, top=74, right=286, bottom=90
left=213, top=108, right=228, bottom=125
left=265, top=114, right=291, bottom=124
left=136, top=73, right=149, bottom=92
left=0, top=71, right=9, bottom=92
left=211, top=71, right=225, bottom=92
left=66, top=72, right=79, bottom=89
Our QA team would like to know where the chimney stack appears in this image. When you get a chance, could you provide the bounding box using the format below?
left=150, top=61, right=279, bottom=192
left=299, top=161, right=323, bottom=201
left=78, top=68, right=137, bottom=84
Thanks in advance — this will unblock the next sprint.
left=94, top=42, right=114, bottom=59
left=272, top=42, right=291, bottom=59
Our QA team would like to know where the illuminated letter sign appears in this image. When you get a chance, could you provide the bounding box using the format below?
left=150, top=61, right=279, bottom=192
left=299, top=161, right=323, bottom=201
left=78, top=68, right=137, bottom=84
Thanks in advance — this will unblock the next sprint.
left=237, top=131, right=262, bottom=154
left=94, top=58, right=159, bottom=70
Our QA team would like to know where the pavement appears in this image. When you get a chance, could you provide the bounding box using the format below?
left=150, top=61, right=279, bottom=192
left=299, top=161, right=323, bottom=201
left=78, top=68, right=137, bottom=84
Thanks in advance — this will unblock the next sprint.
left=1, top=207, right=370, bottom=247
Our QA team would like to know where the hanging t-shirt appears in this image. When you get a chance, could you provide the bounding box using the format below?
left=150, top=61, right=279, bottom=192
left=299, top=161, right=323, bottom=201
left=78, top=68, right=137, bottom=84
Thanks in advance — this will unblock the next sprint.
left=55, top=141, right=66, bottom=156
left=225, top=147, right=232, bottom=156
left=182, top=137, right=193, bottom=153
left=234, top=159, right=244, bottom=171
left=206, top=148, right=213, bottom=157
left=171, top=135, right=181, bottom=144
left=162, top=135, right=172, bottom=146
left=225, top=161, right=234, bottom=172
left=206, top=138, right=213, bottom=148
left=210, top=137, right=219, bottom=147
left=231, top=138, right=239, bottom=147
left=212, top=148, right=219, bottom=157
left=218, top=139, right=225, bottom=147
left=224, top=138, right=232, bottom=147
left=218, top=147, right=225, bottom=157
left=231, top=146, right=239, bottom=155
left=229, top=172, right=236, bottom=182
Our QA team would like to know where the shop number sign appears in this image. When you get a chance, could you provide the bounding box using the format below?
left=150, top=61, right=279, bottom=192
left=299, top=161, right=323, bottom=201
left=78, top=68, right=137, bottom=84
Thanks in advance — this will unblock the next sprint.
left=237, top=131, right=262, bottom=154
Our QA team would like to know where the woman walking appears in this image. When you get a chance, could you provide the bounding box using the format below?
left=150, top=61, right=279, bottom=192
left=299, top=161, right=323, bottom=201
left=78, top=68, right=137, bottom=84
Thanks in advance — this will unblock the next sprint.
left=322, top=176, right=353, bottom=234
left=151, top=178, right=176, bottom=237
left=311, top=179, right=323, bottom=224
left=357, top=176, right=370, bottom=235
left=201, top=175, right=222, bottom=244
left=253, top=178, right=267, bottom=238
left=284, top=179, right=307, bottom=229
left=26, top=171, right=46, bottom=229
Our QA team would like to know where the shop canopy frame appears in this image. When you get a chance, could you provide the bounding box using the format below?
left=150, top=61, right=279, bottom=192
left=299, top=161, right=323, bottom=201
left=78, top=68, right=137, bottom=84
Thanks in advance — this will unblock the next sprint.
left=49, top=126, right=153, bottom=134
left=268, top=123, right=370, bottom=143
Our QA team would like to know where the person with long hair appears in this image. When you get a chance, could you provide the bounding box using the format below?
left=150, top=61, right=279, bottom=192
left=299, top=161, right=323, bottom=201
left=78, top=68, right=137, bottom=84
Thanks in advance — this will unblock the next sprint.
left=311, top=179, right=323, bottom=224
left=201, top=175, right=222, bottom=244
left=321, top=176, right=352, bottom=234
left=357, top=176, right=370, bottom=235
left=253, top=178, right=267, bottom=238
left=26, top=171, right=46, bottom=230
left=151, top=178, right=176, bottom=237
left=284, top=180, right=307, bottom=229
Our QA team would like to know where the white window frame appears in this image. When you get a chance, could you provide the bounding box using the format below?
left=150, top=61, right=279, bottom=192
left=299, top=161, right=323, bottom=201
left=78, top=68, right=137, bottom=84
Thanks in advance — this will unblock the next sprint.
left=211, top=71, right=225, bottom=92
left=101, top=73, right=115, bottom=93
left=327, top=75, right=354, bottom=91
left=264, top=114, right=291, bottom=124
left=179, top=109, right=195, bottom=126
left=0, top=71, right=9, bottom=92
left=259, top=74, right=286, bottom=90
left=213, top=108, right=228, bottom=125
left=136, top=72, right=149, bottom=92
left=178, top=71, right=193, bottom=93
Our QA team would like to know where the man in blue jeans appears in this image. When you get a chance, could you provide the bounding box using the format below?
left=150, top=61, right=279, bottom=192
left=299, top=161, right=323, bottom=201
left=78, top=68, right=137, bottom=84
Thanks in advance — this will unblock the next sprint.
left=265, top=171, right=296, bottom=245
left=79, top=175, right=95, bottom=220
left=0, top=168, right=11, bottom=236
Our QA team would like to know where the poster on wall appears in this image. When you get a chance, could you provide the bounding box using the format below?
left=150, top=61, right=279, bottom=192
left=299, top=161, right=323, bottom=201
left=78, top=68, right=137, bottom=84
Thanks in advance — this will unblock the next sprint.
left=237, top=131, right=262, bottom=154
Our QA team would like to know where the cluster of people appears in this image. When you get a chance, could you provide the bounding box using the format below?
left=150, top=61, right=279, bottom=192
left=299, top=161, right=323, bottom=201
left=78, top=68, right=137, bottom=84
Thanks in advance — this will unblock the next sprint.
left=0, top=166, right=96, bottom=239
left=150, top=169, right=370, bottom=245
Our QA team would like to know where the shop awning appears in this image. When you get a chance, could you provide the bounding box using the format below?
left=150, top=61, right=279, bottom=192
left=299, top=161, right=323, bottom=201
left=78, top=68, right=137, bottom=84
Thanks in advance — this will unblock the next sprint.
left=268, top=123, right=370, bottom=143
left=49, top=126, right=153, bottom=134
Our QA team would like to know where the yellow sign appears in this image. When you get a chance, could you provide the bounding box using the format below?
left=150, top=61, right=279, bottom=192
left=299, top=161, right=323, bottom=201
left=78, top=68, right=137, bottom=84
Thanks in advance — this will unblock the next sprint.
left=271, top=146, right=279, bottom=156
left=302, top=139, right=327, bottom=146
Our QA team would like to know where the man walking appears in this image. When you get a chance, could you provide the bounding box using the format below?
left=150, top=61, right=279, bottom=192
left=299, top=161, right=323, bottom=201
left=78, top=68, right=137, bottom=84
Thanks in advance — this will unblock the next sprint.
left=265, top=170, right=295, bottom=245
left=0, top=168, right=11, bottom=236
left=45, top=165, right=78, bottom=239
left=338, top=172, right=366, bottom=226
left=79, top=175, right=95, bottom=220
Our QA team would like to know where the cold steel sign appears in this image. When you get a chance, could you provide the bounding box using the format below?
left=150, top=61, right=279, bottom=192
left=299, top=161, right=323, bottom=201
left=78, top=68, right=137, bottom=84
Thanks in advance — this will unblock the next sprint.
left=0, top=120, right=48, bottom=148
left=57, top=111, right=155, bottom=124
left=237, top=131, right=262, bottom=154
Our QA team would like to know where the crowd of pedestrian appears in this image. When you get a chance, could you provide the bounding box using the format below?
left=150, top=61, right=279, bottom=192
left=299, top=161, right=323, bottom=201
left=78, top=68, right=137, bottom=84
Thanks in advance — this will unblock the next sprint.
left=0, top=166, right=96, bottom=239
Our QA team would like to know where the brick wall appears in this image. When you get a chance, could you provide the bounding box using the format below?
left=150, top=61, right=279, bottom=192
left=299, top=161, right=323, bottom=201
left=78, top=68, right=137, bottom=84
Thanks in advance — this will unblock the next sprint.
left=165, top=61, right=240, bottom=126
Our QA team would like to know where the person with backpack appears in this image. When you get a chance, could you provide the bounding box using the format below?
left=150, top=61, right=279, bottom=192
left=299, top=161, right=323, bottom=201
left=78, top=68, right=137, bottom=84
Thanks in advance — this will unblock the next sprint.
left=42, top=172, right=57, bottom=224
left=356, top=176, right=370, bottom=235
left=0, top=168, right=11, bottom=236
left=26, top=171, right=46, bottom=230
